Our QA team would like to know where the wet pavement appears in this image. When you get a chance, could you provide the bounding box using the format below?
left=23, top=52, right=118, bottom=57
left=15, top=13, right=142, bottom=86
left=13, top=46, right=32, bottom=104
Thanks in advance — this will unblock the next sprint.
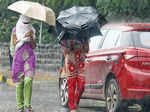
left=0, top=80, right=146, bottom=112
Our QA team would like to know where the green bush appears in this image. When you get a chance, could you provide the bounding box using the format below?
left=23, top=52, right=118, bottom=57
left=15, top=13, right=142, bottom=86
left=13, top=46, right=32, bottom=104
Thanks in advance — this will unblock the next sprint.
left=1, top=0, right=150, bottom=43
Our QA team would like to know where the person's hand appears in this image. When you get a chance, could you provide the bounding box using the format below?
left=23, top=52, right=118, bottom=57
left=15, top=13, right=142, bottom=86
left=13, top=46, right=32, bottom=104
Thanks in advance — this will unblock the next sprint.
left=30, top=30, right=34, bottom=39
left=25, top=30, right=33, bottom=38
left=23, top=37, right=30, bottom=42
left=25, top=31, right=31, bottom=37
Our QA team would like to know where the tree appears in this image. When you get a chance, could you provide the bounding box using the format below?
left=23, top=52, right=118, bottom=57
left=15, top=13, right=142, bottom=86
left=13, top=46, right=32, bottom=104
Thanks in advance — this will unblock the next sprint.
left=1, top=0, right=150, bottom=43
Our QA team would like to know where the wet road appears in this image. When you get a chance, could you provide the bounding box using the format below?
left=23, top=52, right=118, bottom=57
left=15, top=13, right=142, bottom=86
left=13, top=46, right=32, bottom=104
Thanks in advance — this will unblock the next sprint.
left=0, top=80, right=145, bottom=112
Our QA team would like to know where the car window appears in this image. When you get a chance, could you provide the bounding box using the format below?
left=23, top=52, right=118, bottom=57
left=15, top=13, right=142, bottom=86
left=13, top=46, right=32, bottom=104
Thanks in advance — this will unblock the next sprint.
left=140, top=33, right=150, bottom=46
left=116, top=32, right=134, bottom=47
left=139, top=32, right=150, bottom=48
left=102, top=30, right=121, bottom=49
left=133, top=31, right=150, bottom=48
left=89, top=29, right=108, bottom=51
left=89, top=35, right=103, bottom=51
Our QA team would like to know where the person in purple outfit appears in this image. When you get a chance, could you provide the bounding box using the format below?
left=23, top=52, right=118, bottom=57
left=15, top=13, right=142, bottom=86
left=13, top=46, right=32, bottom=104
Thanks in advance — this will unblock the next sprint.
left=11, top=15, right=36, bottom=112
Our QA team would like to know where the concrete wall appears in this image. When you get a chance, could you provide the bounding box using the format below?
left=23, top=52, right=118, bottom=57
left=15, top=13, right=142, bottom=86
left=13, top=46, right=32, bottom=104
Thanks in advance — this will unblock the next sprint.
left=0, top=43, right=62, bottom=72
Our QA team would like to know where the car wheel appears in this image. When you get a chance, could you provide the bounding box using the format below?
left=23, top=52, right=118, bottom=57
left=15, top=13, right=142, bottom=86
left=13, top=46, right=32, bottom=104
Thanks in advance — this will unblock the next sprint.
left=105, top=78, right=127, bottom=112
left=141, top=100, right=150, bottom=111
left=59, top=78, right=68, bottom=107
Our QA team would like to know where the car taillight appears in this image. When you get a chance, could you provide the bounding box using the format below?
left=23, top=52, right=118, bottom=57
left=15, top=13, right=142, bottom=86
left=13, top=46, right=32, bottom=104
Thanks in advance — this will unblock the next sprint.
left=124, top=54, right=135, bottom=60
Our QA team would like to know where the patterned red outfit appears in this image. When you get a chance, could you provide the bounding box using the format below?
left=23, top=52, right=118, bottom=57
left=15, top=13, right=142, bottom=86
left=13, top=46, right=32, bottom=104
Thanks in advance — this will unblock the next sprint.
left=62, top=40, right=89, bottom=111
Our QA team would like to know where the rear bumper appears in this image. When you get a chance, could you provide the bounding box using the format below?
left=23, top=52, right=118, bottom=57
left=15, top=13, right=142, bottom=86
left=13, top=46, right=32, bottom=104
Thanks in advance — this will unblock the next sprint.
left=118, top=64, right=150, bottom=100
left=126, top=88, right=150, bottom=100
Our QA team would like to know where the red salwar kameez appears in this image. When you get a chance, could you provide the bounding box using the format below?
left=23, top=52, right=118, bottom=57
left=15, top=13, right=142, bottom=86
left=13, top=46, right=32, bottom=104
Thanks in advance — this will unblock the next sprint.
left=62, top=40, right=89, bottom=111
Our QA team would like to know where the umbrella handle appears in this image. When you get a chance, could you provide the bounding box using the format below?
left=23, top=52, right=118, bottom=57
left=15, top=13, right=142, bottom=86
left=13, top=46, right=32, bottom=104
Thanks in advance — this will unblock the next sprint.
left=57, top=31, right=65, bottom=41
left=56, top=31, right=71, bottom=48
left=55, top=30, right=64, bottom=44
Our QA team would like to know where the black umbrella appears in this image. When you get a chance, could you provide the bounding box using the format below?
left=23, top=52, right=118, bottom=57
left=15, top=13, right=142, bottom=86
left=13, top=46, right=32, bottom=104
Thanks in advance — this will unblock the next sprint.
left=56, top=6, right=102, bottom=42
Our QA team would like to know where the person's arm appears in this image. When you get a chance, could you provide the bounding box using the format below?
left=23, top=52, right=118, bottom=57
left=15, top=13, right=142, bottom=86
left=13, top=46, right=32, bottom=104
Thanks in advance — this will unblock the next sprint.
left=30, top=33, right=36, bottom=49
left=30, top=29, right=36, bottom=49
left=62, top=40, right=71, bottom=54
left=82, top=40, right=89, bottom=53
left=25, top=30, right=36, bottom=49
left=12, top=33, right=17, bottom=46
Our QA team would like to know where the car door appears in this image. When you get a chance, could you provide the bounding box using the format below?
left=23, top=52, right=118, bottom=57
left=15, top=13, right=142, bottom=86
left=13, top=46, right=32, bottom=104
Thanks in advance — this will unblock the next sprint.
left=85, top=30, right=121, bottom=98
left=85, top=35, right=104, bottom=85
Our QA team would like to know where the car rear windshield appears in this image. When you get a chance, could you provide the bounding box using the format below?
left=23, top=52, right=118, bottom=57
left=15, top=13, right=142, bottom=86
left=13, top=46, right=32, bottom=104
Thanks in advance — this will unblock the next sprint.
left=132, top=31, right=150, bottom=49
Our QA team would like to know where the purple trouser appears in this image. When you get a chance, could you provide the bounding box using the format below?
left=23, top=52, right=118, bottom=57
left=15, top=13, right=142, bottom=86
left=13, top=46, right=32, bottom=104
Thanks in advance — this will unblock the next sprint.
left=12, top=42, right=35, bottom=83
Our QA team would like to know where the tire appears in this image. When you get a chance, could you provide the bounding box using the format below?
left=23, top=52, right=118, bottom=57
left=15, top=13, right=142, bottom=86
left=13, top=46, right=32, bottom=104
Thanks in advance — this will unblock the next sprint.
left=59, top=78, right=68, bottom=107
left=105, top=78, right=128, bottom=112
left=141, top=100, right=150, bottom=112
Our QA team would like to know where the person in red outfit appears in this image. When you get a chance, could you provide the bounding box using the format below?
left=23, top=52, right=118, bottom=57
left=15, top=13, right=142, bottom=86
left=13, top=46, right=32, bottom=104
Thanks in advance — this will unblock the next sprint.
left=62, top=40, right=89, bottom=112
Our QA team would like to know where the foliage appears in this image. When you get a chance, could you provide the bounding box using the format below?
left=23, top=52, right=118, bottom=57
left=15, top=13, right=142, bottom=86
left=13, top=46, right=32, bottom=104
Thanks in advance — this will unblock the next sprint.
left=96, top=0, right=150, bottom=21
left=0, top=0, right=150, bottom=43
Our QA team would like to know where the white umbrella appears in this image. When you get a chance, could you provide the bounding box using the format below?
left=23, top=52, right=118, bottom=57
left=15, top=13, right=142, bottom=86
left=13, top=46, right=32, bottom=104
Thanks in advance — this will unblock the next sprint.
left=8, top=1, right=56, bottom=26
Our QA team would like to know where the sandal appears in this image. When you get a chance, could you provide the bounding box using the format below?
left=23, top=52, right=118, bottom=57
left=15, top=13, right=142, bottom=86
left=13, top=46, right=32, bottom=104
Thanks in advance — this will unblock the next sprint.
left=25, top=106, right=33, bottom=112
left=17, top=107, right=24, bottom=112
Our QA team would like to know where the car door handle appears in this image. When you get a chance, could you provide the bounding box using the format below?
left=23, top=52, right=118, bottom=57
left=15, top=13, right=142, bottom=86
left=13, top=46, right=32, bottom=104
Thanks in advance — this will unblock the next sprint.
left=106, top=56, right=111, bottom=61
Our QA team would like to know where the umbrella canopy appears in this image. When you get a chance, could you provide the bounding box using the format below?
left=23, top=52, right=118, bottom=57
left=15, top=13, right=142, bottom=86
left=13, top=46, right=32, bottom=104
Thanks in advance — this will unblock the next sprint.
left=56, top=6, right=101, bottom=42
left=8, top=1, right=56, bottom=26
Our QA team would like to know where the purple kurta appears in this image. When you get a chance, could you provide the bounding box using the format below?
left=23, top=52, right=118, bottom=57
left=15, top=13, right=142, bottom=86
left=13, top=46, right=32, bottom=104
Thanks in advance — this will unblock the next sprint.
left=12, top=42, right=35, bottom=83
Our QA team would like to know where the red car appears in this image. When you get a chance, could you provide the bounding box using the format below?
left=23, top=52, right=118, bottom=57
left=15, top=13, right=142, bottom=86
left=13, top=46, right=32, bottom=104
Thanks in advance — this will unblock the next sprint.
left=59, top=23, right=150, bottom=112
